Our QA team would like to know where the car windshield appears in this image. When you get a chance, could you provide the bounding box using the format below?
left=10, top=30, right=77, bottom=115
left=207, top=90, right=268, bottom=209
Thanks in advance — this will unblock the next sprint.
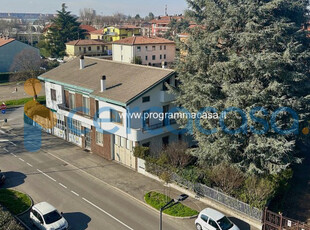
left=43, top=210, right=62, bottom=225
left=217, top=216, right=233, bottom=230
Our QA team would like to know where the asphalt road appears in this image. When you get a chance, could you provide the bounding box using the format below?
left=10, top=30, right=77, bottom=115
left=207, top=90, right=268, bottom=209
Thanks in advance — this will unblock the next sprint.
left=0, top=129, right=195, bottom=230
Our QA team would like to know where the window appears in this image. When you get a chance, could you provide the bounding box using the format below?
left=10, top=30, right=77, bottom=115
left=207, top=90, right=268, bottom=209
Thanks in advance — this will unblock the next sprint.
left=115, top=135, right=121, bottom=146
left=162, top=136, right=169, bottom=148
left=178, top=133, right=182, bottom=141
left=82, top=96, right=90, bottom=115
left=209, top=219, right=220, bottom=230
left=201, top=214, right=209, bottom=223
left=160, top=45, right=162, bottom=50
left=69, top=93, right=75, bottom=109
left=98, top=36, right=100, bottom=39
left=160, top=54, right=162, bottom=60
left=88, top=46, right=91, bottom=51
left=164, top=54, right=166, bottom=59
left=121, top=55, right=123, bottom=61
left=121, top=45, right=123, bottom=50
left=152, top=55, right=156, bottom=60
left=97, top=46, right=100, bottom=51
left=145, top=46, right=148, bottom=50
left=164, top=45, right=166, bottom=50
left=68, top=118, right=81, bottom=136
left=145, top=56, right=148, bottom=61
left=121, top=137, right=126, bottom=148
left=142, top=142, right=150, bottom=147
left=56, top=119, right=65, bottom=130
left=96, top=131, right=103, bottom=146
left=95, top=100, right=99, bottom=119
left=142, top=96, right=150, bottom=103
left=110, top=109, right=123, bottom=124
left=137, top=46, right=141, bottom=52
left=51, top=89, right=56, bottom=101
left=127, top=140, right=133, bottom=151
left=143, top=110, right=150, bottom=127
left=79, top=47, right=81, bottom=51
left=152, top=46, right=156, bottom=51
left=163, top=78, right=170, bottom=91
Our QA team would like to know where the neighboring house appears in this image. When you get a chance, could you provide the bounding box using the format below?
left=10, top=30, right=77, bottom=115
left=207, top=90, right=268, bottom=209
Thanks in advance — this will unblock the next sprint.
left=0, top=37, right=39, bottom=72
left=79, top=25, right=97, bottom=39
left=150, top=15, right=184, bottom=37
left=112, top=36, right=175, bottom=67
left=38, top=56, right=192, bottom=170
left=66, top=39, right=107, bottom=57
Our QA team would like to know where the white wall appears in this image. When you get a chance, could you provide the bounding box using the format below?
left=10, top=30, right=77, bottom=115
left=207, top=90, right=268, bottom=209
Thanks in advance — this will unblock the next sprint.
left=112, top=44, right=133, bottom=63
left=45, top=82, right=64, bottom=111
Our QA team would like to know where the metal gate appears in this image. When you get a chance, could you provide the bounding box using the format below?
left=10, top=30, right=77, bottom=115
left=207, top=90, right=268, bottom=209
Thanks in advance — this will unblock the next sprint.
left=263, top=209, right=310, bottom=230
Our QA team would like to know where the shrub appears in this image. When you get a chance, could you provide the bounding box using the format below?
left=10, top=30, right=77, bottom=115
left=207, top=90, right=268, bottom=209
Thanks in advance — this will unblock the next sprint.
left=163, top=141, right=194, bottom=168
left=210, top=163, right=245, bottom=194
left=133, top=146, right=150, bottom=159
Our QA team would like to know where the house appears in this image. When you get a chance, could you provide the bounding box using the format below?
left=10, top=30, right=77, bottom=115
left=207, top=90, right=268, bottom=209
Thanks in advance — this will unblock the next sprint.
left=79, top=25, right=97, bottom=39
left=0, top=37, right=40, bottom=72
left=66, top=39, right=107, bottom=57
left=150, top=15, right=184, bottom=37
left=112, top=36, right=175, bottom=67
left=38, top=56, right=192, bottom=169
left=90, top=25, right=141, bottom=42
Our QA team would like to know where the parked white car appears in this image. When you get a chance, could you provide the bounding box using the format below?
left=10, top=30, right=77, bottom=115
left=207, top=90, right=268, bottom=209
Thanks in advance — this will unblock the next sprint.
left=195, top=208, right=240, bottom=230
left=30, top=202, right=68, bottom=230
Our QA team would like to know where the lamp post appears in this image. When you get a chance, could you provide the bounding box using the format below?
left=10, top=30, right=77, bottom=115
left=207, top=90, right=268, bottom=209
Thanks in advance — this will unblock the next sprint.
left=159, top=194, right=188, bottom=230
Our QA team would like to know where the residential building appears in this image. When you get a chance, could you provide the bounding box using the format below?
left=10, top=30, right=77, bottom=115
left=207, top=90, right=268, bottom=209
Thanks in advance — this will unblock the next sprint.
left=79, top=25, right=97, bottom=39
left=0, top=37, right=39, bottom=72
left=112, top=36, right=175, bottom=67
left=38, top=57, right=192, bottom=169
left=66, top=39, right=107, bottom=57
left=150, top=15, right=184, bottom=36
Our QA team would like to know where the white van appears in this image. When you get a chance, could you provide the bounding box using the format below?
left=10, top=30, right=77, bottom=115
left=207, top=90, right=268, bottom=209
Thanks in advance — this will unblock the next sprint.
left=30, top=202, right=68, bottom=230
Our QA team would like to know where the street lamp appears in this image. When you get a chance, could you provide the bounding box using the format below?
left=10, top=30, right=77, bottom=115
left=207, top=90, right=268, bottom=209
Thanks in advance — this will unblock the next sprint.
left=159, top=194, right=189, bottom=230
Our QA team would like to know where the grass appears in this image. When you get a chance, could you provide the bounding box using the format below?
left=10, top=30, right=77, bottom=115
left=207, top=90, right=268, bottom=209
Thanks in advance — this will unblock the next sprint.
left=0, top=189, right=32, bottom=215
left=5, top=96, right=46, bottom=106
left=144, top=191, right=199, bottom=217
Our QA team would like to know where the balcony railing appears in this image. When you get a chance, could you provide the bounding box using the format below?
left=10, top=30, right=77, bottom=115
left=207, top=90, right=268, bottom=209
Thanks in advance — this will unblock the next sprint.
left=142, top=119, right=176, bottom=132
left=57, top=104, right=93, bottom=119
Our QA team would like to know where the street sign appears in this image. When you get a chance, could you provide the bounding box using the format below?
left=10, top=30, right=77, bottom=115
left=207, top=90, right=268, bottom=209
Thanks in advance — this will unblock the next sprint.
left=1, top=110, right=5, bottom=114
left=1, top=103, right=6, bottom=114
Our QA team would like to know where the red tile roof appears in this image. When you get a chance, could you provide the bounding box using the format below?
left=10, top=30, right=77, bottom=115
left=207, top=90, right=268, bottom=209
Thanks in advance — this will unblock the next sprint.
left=0, top=38, right=15, bottom=47
left=80, top=25, right=97, bottom=32
left=89, top=29, right=104, bottom=35
left=150, top=16, right=184, bottom=24
left=66, top=39, right=106, bottom=46
left=113, top=36, right=175, bottom=45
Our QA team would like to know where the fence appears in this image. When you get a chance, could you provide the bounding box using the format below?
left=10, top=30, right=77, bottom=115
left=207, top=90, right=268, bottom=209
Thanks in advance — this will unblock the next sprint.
left=170, top=172, right=263, bottom=221
left=263, top=209, right=310, bottom=230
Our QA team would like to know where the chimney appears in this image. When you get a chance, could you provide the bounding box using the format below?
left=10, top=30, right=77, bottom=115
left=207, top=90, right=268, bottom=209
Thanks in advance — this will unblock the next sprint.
left=101, top=75, right=106, bottom=92
left=162, top=61, right=166, bottom=69
left=80, top=55, right=85, bottom=69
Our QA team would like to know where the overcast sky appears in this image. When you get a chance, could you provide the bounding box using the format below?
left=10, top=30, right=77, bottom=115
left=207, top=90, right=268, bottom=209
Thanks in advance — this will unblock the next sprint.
left=1, top=0, right=188, bottom=16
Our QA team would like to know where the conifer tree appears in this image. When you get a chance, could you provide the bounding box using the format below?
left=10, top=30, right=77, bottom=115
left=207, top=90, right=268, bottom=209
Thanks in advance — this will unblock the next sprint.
left=46, top=4, right=86, bottom=57
left=175, top=0, right=310, bottom=174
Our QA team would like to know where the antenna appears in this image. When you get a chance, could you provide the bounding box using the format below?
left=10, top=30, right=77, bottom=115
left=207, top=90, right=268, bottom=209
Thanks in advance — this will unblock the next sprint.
left=165, top=5, right=168, bottom=16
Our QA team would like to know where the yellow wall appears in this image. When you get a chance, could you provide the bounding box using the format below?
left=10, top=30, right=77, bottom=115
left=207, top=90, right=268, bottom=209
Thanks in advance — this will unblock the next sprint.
left=66, top=44, right=106, bottom=57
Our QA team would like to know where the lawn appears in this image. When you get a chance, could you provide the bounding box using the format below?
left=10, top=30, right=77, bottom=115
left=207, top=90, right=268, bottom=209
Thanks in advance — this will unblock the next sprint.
left=0, top=189, right=32, bottom=215
left=5, top=96, right=46, bottom=107
left=144, top=191, right=198, bottom=217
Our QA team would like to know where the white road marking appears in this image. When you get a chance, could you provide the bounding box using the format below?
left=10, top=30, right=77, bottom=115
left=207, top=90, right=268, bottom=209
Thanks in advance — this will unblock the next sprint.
left=0, top=130, right=5, bottom=134
left=37, top=169, right=57, bottom=182
left=10, top=153, right=17, bottom=157
left=59, top=183, right=67, bottom=189
left=27, top=163, right=33, bottom=167
left=3, top=148, right=9, bottom=152
left=19, top=158, right=25, bottom=162
left=0, top=139, right=9, bottom=142
left=82, top=197, right=134, bottom=230
left=71, top=190, right=79, bottom=196
left=10, top=141, right=16, bottom=146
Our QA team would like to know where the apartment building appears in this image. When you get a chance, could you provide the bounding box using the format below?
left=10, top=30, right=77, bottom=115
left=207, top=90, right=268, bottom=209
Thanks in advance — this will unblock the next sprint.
left=38, top=57, right=190, bottom=169
left=150, top=15, right=183, bottom=36
left=112, top=36, right=175, bottom=67
left=66, top=39, right=107, bottom=57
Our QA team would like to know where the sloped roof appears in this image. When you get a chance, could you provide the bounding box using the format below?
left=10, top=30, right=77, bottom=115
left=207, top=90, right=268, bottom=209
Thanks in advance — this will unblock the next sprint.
left=113, top=36, right=175, bottom=45
left=80, top=25, right=97, bottom=32
left=66, top=39, right=106, bottom=46
left=38, top=57, right=175, bottom=105
left=89, top=29, right=104, bottom=35
left=0, top=38, right=15, bottom=47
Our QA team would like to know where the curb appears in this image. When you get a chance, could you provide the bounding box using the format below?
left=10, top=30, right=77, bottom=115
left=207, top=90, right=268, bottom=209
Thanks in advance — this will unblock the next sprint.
left=16, top=192, right=33, bottom=216
left=143, top=193, right=198, bottom=220
left=15, top=215, right=31, bottom=230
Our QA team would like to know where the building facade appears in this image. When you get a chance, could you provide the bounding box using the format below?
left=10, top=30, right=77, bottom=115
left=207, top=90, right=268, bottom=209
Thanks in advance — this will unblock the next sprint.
left=150, top=16, right=184, bottom=37
left=66, top=40, right=107, bottom=57
left=112, top=36, right=175, bottom=67
left=38, top=57, right=191, bottom=170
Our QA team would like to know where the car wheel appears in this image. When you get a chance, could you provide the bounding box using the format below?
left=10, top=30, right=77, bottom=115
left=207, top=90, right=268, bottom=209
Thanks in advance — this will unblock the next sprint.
left=196, top=223, right=203, bottom=230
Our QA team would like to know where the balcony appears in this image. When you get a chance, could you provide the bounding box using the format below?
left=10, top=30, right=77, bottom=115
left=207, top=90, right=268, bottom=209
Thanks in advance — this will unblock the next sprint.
left=160, top=90, right=175, bottom=103
left=57, top=104, right=93, bottom=119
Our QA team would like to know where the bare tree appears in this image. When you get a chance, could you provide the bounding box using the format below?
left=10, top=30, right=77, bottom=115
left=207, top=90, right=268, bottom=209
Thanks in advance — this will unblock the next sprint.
left=10, top=49, right=42, bottom=82
left=163, top=141, right=193, bottom=168
left=79, top=8, right=96, bottom=25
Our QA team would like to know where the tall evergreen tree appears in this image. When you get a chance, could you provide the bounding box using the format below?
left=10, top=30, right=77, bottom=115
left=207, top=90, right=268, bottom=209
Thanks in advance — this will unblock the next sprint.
left=46, top=4, right=86, bottom=57
left=175, top=0, right=310, bottom=174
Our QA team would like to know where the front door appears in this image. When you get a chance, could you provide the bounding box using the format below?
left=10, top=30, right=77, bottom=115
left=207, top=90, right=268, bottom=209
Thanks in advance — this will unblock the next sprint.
left=84, top=128, right=91, bottom=150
